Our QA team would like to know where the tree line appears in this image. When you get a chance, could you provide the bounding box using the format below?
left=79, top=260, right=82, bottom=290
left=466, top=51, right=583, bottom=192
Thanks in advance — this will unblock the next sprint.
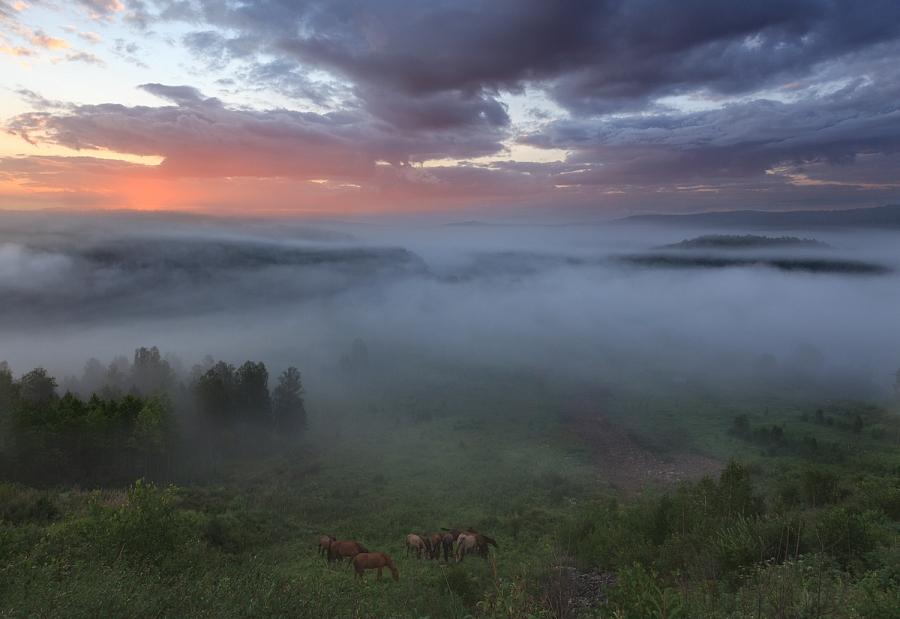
left=0, top=347, right=306, bottom=487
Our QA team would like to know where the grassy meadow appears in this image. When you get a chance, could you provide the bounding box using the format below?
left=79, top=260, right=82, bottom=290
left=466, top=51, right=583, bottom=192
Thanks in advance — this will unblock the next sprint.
left=2, top=359, right=900, bottom=618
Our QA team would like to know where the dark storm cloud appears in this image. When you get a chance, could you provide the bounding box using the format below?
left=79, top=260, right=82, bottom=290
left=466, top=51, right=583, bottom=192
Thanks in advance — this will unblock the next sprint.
left=238, top=59, right=344, bottom=106
left=182, top=30, right=258, bottom=71
left=518, top=57, right=900, bottom=185
left=144, top=0, right=900, bottom=115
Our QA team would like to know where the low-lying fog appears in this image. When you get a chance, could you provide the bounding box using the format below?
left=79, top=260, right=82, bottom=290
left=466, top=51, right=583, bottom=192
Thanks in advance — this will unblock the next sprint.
left=1, top=210, right=898, bottom=399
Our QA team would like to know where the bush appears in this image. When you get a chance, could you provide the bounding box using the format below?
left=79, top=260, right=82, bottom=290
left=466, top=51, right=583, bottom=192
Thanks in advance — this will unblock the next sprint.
left=68, top=480, right=199, bottom=569
left=605, top=563, right=683, bottom=619
left=0, top=483, right=59, bottom=525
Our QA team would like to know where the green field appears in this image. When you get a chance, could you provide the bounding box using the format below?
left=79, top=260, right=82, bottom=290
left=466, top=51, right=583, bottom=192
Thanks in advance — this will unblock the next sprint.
left=2, top=359, right=900, bottom=618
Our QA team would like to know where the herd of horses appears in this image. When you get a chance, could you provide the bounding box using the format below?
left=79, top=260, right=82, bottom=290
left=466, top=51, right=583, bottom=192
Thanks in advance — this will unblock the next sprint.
left=315, top=528, right=498, bottom=583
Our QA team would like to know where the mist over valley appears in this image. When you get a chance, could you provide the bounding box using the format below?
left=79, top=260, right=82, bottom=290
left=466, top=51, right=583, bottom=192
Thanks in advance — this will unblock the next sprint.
left=1, top=209, right=897, bottom=400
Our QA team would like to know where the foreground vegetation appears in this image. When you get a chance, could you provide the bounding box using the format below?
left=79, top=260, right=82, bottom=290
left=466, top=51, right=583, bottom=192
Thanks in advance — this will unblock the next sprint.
left=1, top=355, right=900, bottom=618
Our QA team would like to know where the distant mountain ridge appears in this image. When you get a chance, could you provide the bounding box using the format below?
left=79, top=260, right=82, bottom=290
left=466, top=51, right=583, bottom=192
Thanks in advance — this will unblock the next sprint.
left=616, top=204, right=900, bottom=228
left=658, top=234, right=829, bottom=250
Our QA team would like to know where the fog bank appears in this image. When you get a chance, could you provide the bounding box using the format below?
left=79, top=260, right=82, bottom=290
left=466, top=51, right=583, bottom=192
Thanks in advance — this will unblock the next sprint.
left=1, top=211, right=898, bottom=399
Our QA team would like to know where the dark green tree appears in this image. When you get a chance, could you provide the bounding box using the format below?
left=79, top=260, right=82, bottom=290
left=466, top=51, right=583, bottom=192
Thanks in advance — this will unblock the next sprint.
left=234, top=361, right=271, bottom=422
left=130, top=394, right=178, bottom=478
left=272, top=367, right=306, bottom=433
left=717, top=458, right=764, bottom=518
left=131, top=346, right=176, bottom=396
left=0, top=361, right=17, bottom=416
left=18, top=367, right=58, bottom=409
left=0, top=361, right=19, bottom=457
left=802, top=467, right=839, bottom=507
left=195, top=361, right=235, bottom=427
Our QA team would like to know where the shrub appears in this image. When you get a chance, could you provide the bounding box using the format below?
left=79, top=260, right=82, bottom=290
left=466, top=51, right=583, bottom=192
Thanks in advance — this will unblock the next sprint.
left=0, top=483, right=59, bottom=525
left=69, top=479, right=199, bottom=569
left=605, top=563, right=684, bottom=619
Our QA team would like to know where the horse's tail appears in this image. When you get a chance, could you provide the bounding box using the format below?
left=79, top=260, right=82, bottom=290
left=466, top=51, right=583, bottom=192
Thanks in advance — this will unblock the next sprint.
left=440, top=527, right=450, bottom=531
left=356, top=542, right=369, bottom=553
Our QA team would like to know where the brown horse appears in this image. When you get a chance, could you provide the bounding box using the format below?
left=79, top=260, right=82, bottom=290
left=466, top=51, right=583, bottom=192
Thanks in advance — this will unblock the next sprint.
left=317, top=534, right=336, bottom=557
left=329, top=540, right=369, bottom=563
left=430, top=534, right=444, bottom=561
left=479, top=533, right=499, bottom=558
left=352, top=552, right=399, bottom=583
left=406, top=534, right=433, bottom=559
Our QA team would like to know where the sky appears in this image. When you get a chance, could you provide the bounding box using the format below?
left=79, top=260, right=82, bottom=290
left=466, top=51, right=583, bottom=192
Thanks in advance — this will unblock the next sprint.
left=1, top=0, right=900, bottom=218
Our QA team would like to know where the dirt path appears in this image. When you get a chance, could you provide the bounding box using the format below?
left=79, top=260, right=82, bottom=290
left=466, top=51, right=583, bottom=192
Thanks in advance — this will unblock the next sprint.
left=570, top=398, right=722, bottom=497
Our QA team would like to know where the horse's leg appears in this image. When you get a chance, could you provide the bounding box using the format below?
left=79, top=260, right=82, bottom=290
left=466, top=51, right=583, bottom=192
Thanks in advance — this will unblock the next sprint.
left=377, top=567, right=383, bottom=581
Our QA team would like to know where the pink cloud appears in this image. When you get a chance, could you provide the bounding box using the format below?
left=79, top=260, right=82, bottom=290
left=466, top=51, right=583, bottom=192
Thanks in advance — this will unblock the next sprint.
left=0, top=41, right=34, bottom=57
left=27, top=30, right=70, bottom=50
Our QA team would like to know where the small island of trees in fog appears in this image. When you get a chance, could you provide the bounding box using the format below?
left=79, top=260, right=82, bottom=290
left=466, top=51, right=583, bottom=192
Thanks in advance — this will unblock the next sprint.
left=0, top=346, right=306, bottom=486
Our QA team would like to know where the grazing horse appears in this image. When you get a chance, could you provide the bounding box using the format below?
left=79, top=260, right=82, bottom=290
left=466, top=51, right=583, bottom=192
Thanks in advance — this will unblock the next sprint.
left=430, top=534, right=444, bottom=561
left=352, top=553, right=399, bottom=583
left=478, top=534, right=499, bottom=559
left=455, top=533, right=479, bottom=563
left=441, top=533, right=454, bottom=561
left=406, top=534, right=432, bottom=559
left=317, top=534, right=337, bottom=557
left=442, top=527, right=497, bottom=559
left=329, top=540, right=369, bottom=563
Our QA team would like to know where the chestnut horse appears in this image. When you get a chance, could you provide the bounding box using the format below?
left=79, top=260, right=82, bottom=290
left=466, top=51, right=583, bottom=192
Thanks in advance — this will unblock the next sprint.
left=406, top=534, right=433, bottom=559
left=329, top=540, right=369, bottom=563
left=317, top=534, right=336, bottom=557
left=352, top=552, right=399, bottom=583
left=430, top=534, right=444, bottom=561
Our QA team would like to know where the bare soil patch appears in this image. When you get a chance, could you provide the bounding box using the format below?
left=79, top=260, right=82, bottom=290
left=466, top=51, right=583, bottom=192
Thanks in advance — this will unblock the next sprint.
left=570, top=399, right=722, bottom=497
